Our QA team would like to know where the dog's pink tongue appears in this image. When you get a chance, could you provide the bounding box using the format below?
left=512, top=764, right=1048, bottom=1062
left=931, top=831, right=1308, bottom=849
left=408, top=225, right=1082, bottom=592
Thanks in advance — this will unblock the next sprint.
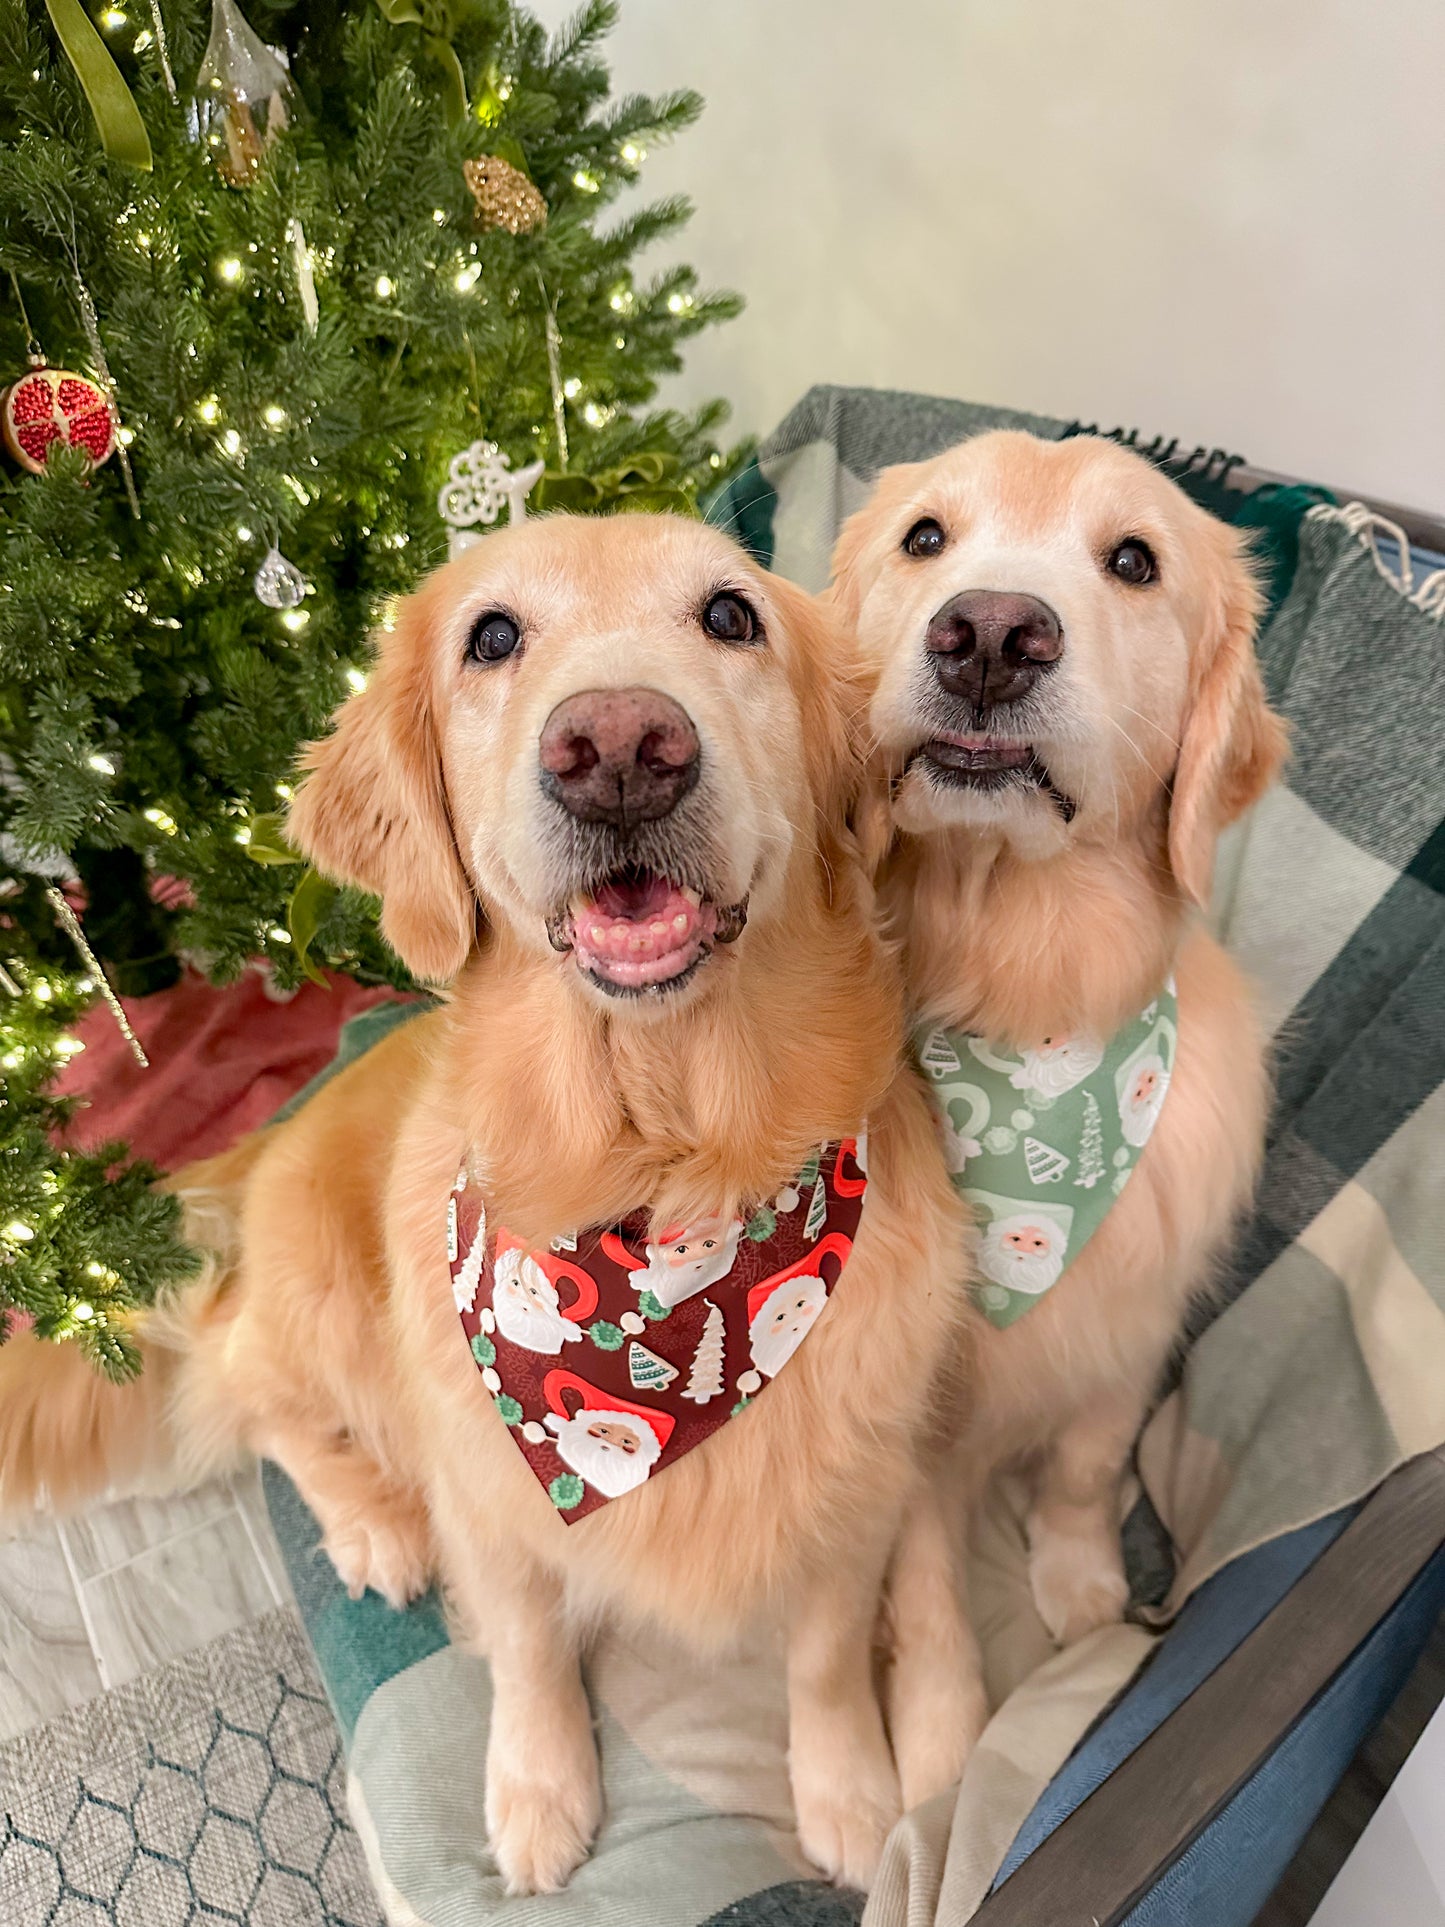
left=577, top=876, right=701, bottom=964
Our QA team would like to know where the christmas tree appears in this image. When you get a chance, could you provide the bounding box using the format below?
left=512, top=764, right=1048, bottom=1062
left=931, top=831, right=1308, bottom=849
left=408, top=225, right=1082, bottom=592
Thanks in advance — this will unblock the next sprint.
left=0, top=0, right=742, bottom=1375
left=680, top=1298, right=722, bottom=1404
left=627, top=1340, right=676, bottom=1393
left=1075, top=1091, right=1104, bottom=1189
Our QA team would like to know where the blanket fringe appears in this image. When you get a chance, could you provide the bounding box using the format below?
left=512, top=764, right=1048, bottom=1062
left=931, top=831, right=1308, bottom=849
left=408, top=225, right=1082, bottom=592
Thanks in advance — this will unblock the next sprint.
left=1307, top=500, right=1445, bottom=619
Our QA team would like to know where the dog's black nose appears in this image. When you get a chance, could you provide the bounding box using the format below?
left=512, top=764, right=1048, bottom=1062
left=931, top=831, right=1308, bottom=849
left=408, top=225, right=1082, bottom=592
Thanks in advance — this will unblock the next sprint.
left=539, top=686, right=700, bottom=826
left=926, top=590, right=1063, bottom=710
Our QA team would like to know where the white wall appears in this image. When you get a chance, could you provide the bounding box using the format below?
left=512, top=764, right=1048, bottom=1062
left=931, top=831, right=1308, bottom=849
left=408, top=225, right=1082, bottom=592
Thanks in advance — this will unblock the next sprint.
left=537, top=0, right=1445, bottom=515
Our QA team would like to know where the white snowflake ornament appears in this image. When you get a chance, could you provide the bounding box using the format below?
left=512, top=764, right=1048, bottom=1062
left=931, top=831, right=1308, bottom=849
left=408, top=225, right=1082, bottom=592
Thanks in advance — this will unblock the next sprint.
left=437, top=439, right=546, bottom=558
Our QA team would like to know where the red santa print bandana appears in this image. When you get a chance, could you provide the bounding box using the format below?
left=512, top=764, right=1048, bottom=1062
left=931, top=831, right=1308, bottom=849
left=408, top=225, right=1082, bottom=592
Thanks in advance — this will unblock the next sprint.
left=448, top=1141, right=869, bottom=1522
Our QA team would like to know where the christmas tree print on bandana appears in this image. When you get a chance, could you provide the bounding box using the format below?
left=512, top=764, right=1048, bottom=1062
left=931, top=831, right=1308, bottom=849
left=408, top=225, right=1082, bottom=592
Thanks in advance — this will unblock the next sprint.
left=449, top=1140, right=869, bottom=1522
left=915, top=984, right=1178, bottom=1329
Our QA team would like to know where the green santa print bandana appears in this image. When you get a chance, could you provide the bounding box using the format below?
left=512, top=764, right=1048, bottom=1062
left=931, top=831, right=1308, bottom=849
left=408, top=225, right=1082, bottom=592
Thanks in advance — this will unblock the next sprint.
left=916, top=981, right=1178, bottom=1329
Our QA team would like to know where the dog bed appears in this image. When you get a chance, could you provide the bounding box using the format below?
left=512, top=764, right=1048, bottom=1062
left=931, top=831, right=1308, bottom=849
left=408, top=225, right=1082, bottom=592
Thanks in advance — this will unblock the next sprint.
left=263, top=389, right=1445, bottom=1927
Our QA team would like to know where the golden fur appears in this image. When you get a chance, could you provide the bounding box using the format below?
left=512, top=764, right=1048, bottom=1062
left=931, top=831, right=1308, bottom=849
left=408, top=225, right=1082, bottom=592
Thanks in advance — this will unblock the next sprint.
left=0, top=514, right=974, bottom=1893
left=832, top=431, right=1287, bottom=1658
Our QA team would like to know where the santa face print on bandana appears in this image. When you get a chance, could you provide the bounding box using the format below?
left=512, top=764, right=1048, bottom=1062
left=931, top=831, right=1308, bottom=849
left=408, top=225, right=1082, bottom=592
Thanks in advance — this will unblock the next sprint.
left=449, top=1141, right=869, bottom=1522
left=917, top=982, right=1178, bottom=1329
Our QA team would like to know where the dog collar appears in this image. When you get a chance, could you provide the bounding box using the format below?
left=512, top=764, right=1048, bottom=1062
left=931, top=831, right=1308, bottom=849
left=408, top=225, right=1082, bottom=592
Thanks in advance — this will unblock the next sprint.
left=447, top=1140, right=869, bottom=1522
left=916, top=982, right=1178, bottom=1329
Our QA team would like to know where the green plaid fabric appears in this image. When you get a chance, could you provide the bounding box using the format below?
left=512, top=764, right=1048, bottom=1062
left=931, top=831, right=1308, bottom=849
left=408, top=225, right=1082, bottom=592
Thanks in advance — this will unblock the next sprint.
left=271, top=390, right=1445, bottom=1927
left=712, top=389, right=1445, bottom=1613
left=1144, top=502, right=1445, bottom=1605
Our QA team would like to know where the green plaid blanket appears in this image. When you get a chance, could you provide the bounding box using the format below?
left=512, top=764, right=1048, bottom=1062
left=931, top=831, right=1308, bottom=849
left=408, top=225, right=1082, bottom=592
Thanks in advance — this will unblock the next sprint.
left=271, top=390, right=1445, bottom=1927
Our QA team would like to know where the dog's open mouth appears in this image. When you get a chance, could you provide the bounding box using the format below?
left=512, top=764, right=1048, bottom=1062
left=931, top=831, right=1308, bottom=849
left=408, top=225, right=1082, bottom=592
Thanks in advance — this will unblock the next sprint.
left=914, top=735, right=1078, bottom=823
left=545, top=866, right=748, bottom=997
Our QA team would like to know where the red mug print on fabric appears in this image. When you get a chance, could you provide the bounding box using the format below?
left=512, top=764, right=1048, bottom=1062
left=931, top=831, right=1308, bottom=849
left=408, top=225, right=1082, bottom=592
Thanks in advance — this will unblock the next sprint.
left=449, top=1141, right=869, bottom=1521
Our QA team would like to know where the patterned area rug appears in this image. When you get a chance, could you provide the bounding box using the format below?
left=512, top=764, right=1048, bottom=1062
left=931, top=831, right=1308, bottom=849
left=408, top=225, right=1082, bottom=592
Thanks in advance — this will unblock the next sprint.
left=0, top=1607, right=383, bottom=1927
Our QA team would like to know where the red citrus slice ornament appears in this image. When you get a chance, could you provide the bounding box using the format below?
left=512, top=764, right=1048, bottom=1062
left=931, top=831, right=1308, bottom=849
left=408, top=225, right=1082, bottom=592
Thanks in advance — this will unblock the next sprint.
left=2, top=362, right=118, bottom=475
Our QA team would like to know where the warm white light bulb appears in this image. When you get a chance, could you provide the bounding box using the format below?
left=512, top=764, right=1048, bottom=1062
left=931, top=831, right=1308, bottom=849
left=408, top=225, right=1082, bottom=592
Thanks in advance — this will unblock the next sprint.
left=217, top=256, right=243, bottom=284
left=88, top=753, right=115, bottom=774
left=375, top=274, right=394, bottom=299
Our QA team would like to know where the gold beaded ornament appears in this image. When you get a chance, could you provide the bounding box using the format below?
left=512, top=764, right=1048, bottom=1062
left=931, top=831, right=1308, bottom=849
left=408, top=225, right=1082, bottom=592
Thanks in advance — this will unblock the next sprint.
left=464, top=156, right=548, bottom=236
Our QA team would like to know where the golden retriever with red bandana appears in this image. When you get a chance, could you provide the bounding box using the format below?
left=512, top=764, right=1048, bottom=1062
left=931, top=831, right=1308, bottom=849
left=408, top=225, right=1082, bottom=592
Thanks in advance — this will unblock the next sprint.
left=1, top=513, right=974, bottom=1893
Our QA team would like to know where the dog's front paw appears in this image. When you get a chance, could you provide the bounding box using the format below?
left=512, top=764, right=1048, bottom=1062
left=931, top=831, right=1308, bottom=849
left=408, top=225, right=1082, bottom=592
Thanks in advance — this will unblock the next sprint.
left=322, top=1498, right=431, bottom=1610
left=793, top=1749, right=901, bottom=1892
left=1028, top=1531, right=1129, bottom=1646
left=486, top=1758, right=601, bottom=1896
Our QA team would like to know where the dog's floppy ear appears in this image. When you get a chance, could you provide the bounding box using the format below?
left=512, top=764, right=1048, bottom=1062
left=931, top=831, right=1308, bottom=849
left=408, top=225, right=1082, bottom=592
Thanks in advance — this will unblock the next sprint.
left=771, top=576, right=869, bottom=897
left=848, top=775, right=898, bottom=884
left=828, top=477, right=924, bottom=884
left=1167, top=525, right=1288, bottom=907
left=829, top=502, right=874, bottom=629
left=288, top=597, right=475, bottom=982
left=829, top=461, right=924, bottom=628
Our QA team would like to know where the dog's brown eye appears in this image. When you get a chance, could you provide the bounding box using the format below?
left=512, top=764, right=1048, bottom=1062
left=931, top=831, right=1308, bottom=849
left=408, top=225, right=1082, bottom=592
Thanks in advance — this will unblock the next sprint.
left=903, top=519, right=946, bottom=558
left=1106, top=540, right=1157, bottom=586
left=701, top=591, right=759, bottom=646
left=466, top=610, right=521, bottom=663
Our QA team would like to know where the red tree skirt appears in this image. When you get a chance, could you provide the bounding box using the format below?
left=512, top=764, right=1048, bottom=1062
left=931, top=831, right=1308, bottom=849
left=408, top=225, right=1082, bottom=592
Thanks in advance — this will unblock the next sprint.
left=54, top=965, right=412, bottom=1173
